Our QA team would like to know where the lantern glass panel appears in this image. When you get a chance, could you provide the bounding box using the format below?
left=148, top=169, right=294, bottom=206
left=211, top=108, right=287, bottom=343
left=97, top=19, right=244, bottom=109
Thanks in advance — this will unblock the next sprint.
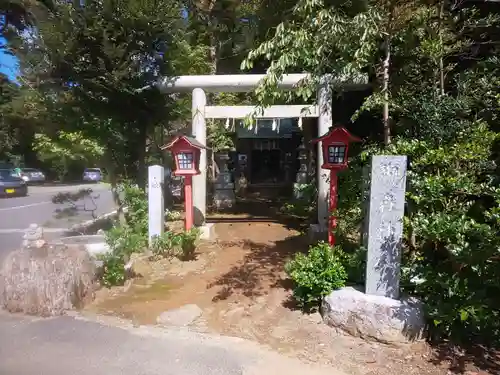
left=177, top=152, right=194, bottom=170
left=328, top=144, right=346, bottom=164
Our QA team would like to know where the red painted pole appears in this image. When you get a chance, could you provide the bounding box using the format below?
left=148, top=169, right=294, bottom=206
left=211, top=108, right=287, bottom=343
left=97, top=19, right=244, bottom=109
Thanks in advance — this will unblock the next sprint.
left=328, top=170, right=338, bottom=246
left=184, top=175, right=193, bottom=231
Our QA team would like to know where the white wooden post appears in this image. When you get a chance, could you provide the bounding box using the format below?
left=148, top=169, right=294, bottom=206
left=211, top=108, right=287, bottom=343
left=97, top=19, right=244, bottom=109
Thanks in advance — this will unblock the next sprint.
left=148, top=165, right=164, bottom=246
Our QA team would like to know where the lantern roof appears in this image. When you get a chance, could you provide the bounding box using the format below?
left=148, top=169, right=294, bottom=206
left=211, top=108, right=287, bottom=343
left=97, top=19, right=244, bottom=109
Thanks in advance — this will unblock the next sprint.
left=310, top=125, right=361, bottom=145
left=161, top=134, right=207, bottom=151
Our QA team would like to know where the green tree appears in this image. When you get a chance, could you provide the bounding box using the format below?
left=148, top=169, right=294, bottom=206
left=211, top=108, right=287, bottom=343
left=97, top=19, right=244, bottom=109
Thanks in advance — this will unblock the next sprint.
left=33, top=131, right=105, bottom=180
left=28, top=0, right=203, bottom=186
left=0, top=73, right=19, bottom=159
left=0, top=0, right=54, bottom=53
left=242, top=0, right=499, bottom=144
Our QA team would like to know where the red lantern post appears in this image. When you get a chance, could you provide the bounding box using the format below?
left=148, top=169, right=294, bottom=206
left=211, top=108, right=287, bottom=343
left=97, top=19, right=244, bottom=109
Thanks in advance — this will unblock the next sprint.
left=161, top=135, right=207, bottom=231
left=311, top=126, right=360, bottom=245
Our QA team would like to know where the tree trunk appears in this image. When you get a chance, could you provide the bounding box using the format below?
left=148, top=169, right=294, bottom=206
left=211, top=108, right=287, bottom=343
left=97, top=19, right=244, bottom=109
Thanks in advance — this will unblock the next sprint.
left=438, top=0, right=445, bottom=96
left=103, top=151, right=126, bottom=225
left=382, top=34, right=391, bottom=146
left=382, top=2, right=395, bottom=146
left=136, top=125, right=148, bottom=189
left=209, top=32, right=218, bottom=74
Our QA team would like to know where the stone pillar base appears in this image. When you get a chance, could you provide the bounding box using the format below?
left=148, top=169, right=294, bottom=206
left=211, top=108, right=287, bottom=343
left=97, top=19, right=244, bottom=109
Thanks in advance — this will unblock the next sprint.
left=198, top=223, right=215, bottom=240
left=321, top=287, right=425, bottom=345
left=213, top=188, right=235, bottom=210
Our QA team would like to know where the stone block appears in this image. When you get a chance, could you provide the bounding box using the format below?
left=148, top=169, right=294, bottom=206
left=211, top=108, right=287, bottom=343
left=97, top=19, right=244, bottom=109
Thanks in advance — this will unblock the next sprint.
left=215, top=173, right=232, bottom=184
left=56, top=235, right=110, bottom=258
left=321, top=287, right=424, bottom=345
left=198, top=223, right=215, bottom=240
left=214, top=183, right=235, bottom=190
left=213, top=189, right=235, bottom=209
left=156, top=304, right=203, bottom=327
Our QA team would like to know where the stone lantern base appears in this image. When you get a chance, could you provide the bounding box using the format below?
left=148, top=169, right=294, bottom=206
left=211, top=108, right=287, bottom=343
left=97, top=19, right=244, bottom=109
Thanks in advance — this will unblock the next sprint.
left=213, top=151, right=235, bottom=210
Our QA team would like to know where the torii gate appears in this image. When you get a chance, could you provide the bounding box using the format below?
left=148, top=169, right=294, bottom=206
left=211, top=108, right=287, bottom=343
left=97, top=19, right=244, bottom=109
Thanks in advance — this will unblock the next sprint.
left=156, top=74, right=367, bottom=233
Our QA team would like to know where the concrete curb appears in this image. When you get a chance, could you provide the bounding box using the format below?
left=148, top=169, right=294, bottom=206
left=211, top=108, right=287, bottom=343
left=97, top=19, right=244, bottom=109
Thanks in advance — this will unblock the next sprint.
left=69, top=207, right=128, bottom=234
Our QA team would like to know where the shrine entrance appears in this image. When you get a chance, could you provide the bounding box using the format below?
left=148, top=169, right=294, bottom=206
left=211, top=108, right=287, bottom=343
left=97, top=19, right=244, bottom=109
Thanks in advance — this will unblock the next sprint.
left=231, top=117, right=304, bottom=198
left=250, top=147, right=282, bottom=184
left=156, top=74, right=368, bottom=230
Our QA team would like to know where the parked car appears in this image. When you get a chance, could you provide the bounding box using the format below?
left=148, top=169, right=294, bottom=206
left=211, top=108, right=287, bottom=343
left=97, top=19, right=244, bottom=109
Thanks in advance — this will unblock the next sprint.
left=83, top=168, right=103, bottom=183
left=19, top=168, right=46, bottom=184
left=0, top=169, right=28, bottom=197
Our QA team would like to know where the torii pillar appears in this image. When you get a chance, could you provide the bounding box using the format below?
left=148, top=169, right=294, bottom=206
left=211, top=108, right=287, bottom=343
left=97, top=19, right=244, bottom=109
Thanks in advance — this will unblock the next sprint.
left=192, top=88, right=207, bottom=226
left=317, top=79, right=332, bottom=232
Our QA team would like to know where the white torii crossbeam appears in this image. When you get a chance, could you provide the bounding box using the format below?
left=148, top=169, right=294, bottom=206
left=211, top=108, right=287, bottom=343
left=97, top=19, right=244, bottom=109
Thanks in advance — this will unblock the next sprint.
left=156, top=74, right=367, bottom=231
left=158, top=74, right=309, bottom=93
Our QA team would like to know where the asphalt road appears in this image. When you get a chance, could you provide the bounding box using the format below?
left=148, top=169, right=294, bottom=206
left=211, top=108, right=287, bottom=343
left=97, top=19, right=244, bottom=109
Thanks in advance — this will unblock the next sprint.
left=0, top=183, right=114, bottom=262
left=0, top=313, right=344, bottom=375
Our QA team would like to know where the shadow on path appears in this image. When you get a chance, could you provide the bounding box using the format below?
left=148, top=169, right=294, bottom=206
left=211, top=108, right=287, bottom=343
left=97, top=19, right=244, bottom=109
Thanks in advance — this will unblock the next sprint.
left=207, top=196, right=307, bottom=232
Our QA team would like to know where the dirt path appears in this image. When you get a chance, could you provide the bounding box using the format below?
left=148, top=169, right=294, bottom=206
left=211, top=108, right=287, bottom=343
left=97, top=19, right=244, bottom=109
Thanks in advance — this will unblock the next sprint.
left=85, top=207, right=497, bottom=375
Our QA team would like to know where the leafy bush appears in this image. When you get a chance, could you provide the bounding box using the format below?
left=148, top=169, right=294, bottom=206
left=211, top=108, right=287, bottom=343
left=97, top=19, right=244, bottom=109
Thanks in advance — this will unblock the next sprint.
left=285, top=241, right=347, bottom=309
left=99, top=225, right=147, bottom=287
left=98, top=181, right=201, bottom=287
left=338, top=120, right=500, bottom=344
left=165, top=209, right=182, bottom=221
left=98, top=182, right=149, bottom=287
left=105, top=225, right=146, bottom=259
left=151, top=228, right=200, bottom=260
left=179, top=228, right=200, bottom=260
left=151, top=231, right=182, bottom=258
left=99, top=253, right=126, bottom=288
left=339, top=246, right=366, bottom=285
left=116, top=182, right=148, bottom=235
left=382, top=124, right=500, bottom=344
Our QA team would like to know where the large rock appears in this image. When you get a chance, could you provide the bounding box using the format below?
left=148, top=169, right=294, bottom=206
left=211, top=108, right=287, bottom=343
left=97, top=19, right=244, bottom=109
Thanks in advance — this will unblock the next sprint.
left=0, top=244, right=97, bottom=316
left=321, top=287, right=425, bottom=345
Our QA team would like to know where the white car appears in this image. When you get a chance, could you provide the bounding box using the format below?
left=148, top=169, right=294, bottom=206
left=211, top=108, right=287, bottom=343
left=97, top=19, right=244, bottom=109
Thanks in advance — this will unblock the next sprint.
left=19, top=168, right=46, bottom=184
left=83, top=168, right=103, bottom=183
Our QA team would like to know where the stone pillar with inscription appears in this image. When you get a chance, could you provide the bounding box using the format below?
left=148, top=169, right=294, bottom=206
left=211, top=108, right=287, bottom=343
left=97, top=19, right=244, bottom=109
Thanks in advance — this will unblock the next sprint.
left=365, top=155, right=407, bottom=299
left=321, top=155, right=425, bottom=345
left=361, top=164, right=371, bottom=249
